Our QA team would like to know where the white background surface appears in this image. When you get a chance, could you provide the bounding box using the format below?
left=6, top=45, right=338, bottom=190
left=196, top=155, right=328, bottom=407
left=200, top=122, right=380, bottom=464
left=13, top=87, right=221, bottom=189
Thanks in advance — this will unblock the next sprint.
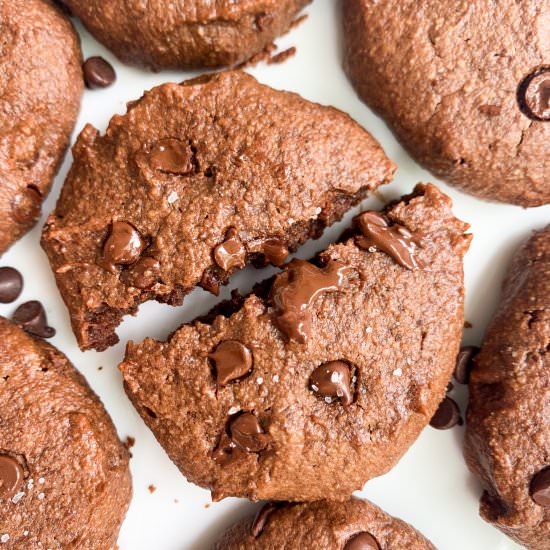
left=2, top=1, right=548, bottom=548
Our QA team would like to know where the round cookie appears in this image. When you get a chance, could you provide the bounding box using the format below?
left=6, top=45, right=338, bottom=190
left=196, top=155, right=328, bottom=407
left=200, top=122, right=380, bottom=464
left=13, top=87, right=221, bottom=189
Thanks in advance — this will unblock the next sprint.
left=58, top=0, right=310, bottom=70
left=120, top=184, right=471, bottom=502
left=464, top=226, right=549, bottom=549
left=0, top=316, right=132, bottom=548
left=343, top=0, right=550, bottom=207
left=213, top=498, right=435, bottom=549
left=0, top=0, right=83, bottom=255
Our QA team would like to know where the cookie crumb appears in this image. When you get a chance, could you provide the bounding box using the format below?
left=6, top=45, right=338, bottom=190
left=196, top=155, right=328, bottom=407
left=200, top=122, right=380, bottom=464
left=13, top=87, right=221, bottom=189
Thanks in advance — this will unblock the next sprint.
left=289, top=13, right=308, bottom=31
left=124, top=436, right=136, bottom=450
left=464, top=320, right=473, bottom=328
left=268, top=47, right=296, bottom=65
left=97, top=366, right=103, bottom=371
left=148, top=484, right=156, bottom=494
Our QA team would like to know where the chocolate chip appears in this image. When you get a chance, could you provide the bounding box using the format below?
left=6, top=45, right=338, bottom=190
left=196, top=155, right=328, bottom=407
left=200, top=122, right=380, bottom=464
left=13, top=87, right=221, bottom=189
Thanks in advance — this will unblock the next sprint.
left=229, top=412, right=271, bottom=453
left=12, top=300, right=56, bottom=338
left=429, top=396, right=461, bottom=430
left=454, top=345, right=479, bottom=384
left=309, top=361, right=353, bottom=406
left=11, top=186, right=42, bottom=224
left=123, top=257, right=160, bottom=289
left=0, top=454, right=24, bottom=499
left=344, top=532, right=380, bottom=550
left=214, top=228, right=246, bottom=272
left=148, top=139, right=196, bottom=175
left=83, top=56, right=116, bottom=89
left=102, top=221, right=144, bottom=272
left=209, top=340, right=253, bottom=386
left=251, top=502, right=281, bottom=538
left=248, top=238, right=289, bottom=266
left=212, top=432, right=242, bottom=466
left=518, top=67, right=550, bottom=121
left=530, top=467, right=550, bottom=507
left=0, top=267, right=23, bottom=303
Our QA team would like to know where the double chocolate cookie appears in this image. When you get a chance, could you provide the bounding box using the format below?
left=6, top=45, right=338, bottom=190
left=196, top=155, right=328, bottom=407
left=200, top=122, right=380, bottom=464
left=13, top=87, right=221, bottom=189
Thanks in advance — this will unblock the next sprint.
left=120, top=184, right=471, bottom=502
left=0, top=0, right=83, bottom=255
left=41, top=70, right=395, bottom=351
left=464, top=226, right=550, bottom=549
left=213, top=498, right=435, bottom=549
left=0, top=317, right=131, bottom=548
left=57, top=1, right=310, bottom=70
left=343, top=0, right=550, bottom=207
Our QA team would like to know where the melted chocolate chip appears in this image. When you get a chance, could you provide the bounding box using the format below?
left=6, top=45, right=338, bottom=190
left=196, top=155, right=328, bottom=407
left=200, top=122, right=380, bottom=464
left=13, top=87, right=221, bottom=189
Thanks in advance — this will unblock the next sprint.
left=354, top=211, right=421, bottom=270
left=0, top=267, right=23, bottom=303
left=530, top=467, right=550, bottom=507
left=309, top=361, right=353, bottom=406
left=214, top=228, right=246, bottom=272
left=251, top=502, right=281, bottom=537
left=429, top=396, right=461, bottom=430
left=0, top=454, right=24, bottom=499
left=454, top=345, right=479, bottom=384
left=11, top=186, right=42, bottom=224
left=102, top=221, right=144, bottom=272
left=344, top=532, right=380, bottom=550
left=229, top=413, right=271, bottom=453
left=123, top=257, right=160, bottom=289
left=270, top=259, right=348, bottom=343
left=212, top=432, right=242, bottom=466
left=518, top=67, right=550, bottom=121
left=209, top=340, right=253, bottom=386
left=83, top=56, right=116, bottom=89
left=148, top=139, right=195, bottom=175
left=12, top=301, right=55, bottom=338
left=248, top=238, right=289, bottom=266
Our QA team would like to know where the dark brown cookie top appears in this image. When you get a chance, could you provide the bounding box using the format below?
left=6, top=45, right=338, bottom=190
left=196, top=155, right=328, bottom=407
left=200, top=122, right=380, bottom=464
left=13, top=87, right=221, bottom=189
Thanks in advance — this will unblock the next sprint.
left=0, top=316, right=131, bottom=548
left=0, top=0, right=83, bottom=256
left=120, top=184, right=471, bottom=502
left=464, top=226, right=550, bottom=549
left=41, top=70, right=395, bottom=352
left=212, top=498, right=435, bottom=549
left=343, top=0, right=549, bottom=207
left=59, top=0, right=310, bottom=69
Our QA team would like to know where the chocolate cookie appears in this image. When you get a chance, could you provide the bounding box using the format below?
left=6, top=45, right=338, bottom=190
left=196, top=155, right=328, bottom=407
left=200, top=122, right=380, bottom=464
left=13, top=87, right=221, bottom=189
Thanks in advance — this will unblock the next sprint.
left=58, top=0, right=310, bottom=70
left=120, top=184, right=471, bottom=502
left=0, top=0, right=83, bottom=255
left=464, top=226, right=550, bottom=549
left=343, top=0, right=550, bottom=207
left=41, top=70, right=395, bottom=352
left=0, top=317, right=131, bottom=548
left=213, top=498, right=435, bottom=549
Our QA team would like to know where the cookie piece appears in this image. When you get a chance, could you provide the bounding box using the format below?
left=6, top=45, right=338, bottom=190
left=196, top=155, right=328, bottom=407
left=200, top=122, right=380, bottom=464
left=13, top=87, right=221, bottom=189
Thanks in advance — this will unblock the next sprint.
left=0, top=317, right=131, bottom=548
left=41, top=70, right=395, bottom=352
left=58, top=0, right=310, bottom=70
left=464, top=226, right=550, bottom=549
left=0, top=0, right=83, bottom=255
left=343, top=0, right=550, bottom=207
left=213, top=498, right=435, bottom=549
left=120, top=184, right=471, bottom=502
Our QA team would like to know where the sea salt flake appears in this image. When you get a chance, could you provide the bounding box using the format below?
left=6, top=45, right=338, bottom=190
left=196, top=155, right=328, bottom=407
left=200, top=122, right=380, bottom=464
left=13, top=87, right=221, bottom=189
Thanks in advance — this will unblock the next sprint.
left=37, top=493, right=45, bottom=501
left=272, top=375, right=280, bottom=383
left=365, top=327, right=373, bottom=334
left=1, top=535, right=9, bottom=544
left=228, top=406, right=239, bottom=415
left=393, top=368, right=403, bottom=377
left=11, top=492, right=25, bottom=504
left=167, top=191, right=179, bottom=204
left=256, top=377, right=263, bottom=385
left=23, top=532, right=28, bottom=537
left=311, top=384, right=319, bottom=392
left=330, top=372, right=341, bottom=383
left=38, top=478, right=45, bottom=485
left=324, top=396, right=333, bottom=404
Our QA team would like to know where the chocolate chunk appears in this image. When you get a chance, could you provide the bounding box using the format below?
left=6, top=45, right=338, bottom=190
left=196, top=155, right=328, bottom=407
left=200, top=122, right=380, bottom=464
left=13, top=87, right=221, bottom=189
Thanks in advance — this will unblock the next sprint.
left=12, top=300, right=55, bottom=338
left=214, top=228, right=246, bottom=272
left=123, top=257, right=160, bottom=289
left=229, top=413, right=271, bottom=453
left=454, top=345, right=479, bottom=384
left=251, top=501, right=281, bottom=538
left=148, top=139, right=195, bottom=175
left=530, top=467, right=550, bottom=507
left=309, top=361, right=353, bottom=406
left=344, top=532, right=380, bottom=550
left=102, top=221, right=145, bottom=272
left=0, top=454, right=24, bottom=499
left=212, top=433, right=242, bottom=466
left=209, top=340, right=253, bottom=385
left=354, top=211, right=421, bottom=270
left=11, top=186, right=42, bottom=224
left=83, top=56, right=116, bottom=89
left=0, top=267, right=23, bottom=303
left=248, top=238, right=289, bottom=266
left=270, top=259, right=348, bottom=343
left=518, top=67, right=550, bottom=121
left=429, top=396, right=461, bottom=429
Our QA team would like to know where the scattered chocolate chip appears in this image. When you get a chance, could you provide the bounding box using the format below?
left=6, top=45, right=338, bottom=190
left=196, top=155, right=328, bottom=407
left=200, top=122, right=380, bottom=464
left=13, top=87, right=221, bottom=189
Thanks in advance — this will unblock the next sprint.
left=12, top=300, right=55, bottom=338
left=0, top=267, right=23, bottom=303
left=454, top=345, right=479, bottom=384
left=148, top=139, right=196, bottom=175
left=447, top=382, right=454, bottom=393
left=517, top=67, right=550, bottom=121
left=102, top=221, right=145, bottom=272
left=251, top=501, right=281, bottom=538
left=464, top=320, right=473, bottom=328
left=214, top=228, right=246, bottom=272
left=344, top=532, right=380, bottom=550
left=229, top=412, right=271, bottom=453
left=83, top=56, right=116, bottom=89
left=248, top=238, right=289, bottom=266
left=354, top=211, right=421, bottom=270
left=123, top=257, right=160, bottom=289
left=212, top=432, right=242, bottom=466
left=530, top=467, right=550, bottom=507
left=11, top=186, right=42, bottom=224
left=429, top=396, right=461, bottom=430
left=209, top=340, right=253, bottom=386
left=309, top=361, right=353, bottom=406
left=270, top=259, right=349, bottom=343
left=0, top=454, right=24, bottom=499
